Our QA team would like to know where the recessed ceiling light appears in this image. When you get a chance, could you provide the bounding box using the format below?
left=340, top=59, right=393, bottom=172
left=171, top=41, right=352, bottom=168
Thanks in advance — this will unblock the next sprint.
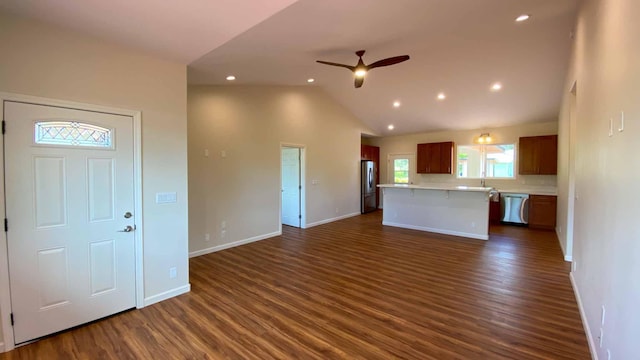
left=515, top=14, right=530, bottom=22
left=437, top=93, right=446, bottom=100
left=388, top=125, right=395, bottom=130
left=393, top=101, right=401, bottom=108
left=491, top=82, right=503, bottom=91
left=226, top=75, right=236, bottom=81
left=307, top=78, right=315, bottom=83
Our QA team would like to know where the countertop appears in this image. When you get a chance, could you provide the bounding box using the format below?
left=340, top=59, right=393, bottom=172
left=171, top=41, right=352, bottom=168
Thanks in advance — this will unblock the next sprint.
left=377, top=183, right=558, bottom=196
left=377, top=184, right=493, bottom=193
left=496, top=188, right=558, bottom=196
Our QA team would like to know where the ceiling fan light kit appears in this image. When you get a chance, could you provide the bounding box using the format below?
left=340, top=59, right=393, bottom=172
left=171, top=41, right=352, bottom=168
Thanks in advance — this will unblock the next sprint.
left=316, top=50, right=410, bottom=88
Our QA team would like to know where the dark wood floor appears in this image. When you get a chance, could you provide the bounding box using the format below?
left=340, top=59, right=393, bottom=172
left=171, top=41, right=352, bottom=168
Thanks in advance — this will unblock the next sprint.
left=0, top=211, right=590, bottom=359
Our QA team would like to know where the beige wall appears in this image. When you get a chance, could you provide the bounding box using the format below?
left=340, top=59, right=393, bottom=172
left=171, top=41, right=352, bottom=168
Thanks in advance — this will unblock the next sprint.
left=0, top=10, right=189, bottom=345
left=556, top=78, right=577, bottom=259
left=559, top=0, right=640, bottom=358
left=369, top=121, right=559, bottom=192
left=188, top=85, right=372, bottom=255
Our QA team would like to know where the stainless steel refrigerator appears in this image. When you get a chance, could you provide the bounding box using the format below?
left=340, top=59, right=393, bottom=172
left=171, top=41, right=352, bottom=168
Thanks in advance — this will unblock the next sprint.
left=361, top=160, right=377, bottom=213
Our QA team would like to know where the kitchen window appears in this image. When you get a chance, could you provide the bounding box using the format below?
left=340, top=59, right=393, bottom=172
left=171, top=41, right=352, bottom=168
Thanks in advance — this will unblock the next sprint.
left=388, top=154, right=415, bottom=184
left=457, top=144, right=515, bottom=179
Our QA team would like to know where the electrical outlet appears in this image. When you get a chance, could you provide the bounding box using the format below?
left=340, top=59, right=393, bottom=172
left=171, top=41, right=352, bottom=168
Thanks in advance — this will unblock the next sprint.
left=601, top=306, right=606, bottom=325
left=169, top=267, right=177, bottom=279
left=221, top=229, right=226, bottom=239
left=221, top=221, right=226, bottom=229
left=205, top=233, right=210, bottom=241
left=204, top=149, right=209, bottom=157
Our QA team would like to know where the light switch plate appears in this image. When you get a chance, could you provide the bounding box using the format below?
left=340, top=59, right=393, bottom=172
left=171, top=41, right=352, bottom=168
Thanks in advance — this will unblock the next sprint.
left=618, top=111, right=624, bottom=132
left=156, top=192, right=177, bottom=204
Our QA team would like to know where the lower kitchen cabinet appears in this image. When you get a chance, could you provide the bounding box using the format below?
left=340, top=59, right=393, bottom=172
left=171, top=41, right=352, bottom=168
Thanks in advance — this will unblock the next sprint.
left=489, top=199, right=501, bottom=225
left=528, top=195, right=557, bottom=230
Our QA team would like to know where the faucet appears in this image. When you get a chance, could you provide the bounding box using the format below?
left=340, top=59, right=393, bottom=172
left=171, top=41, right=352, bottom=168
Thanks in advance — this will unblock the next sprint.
left=480, top=178, right=486, bottom=187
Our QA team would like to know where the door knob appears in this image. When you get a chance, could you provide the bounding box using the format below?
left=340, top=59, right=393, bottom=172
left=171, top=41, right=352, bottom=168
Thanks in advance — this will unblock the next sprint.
left=124, top=212, right=133, bottom=219
left=118, top=225, right=135, bottom=232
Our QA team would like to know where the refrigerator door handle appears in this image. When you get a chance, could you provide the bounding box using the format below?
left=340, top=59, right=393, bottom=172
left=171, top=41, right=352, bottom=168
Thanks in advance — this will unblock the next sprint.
left=368, top=167, right=373, bottom=188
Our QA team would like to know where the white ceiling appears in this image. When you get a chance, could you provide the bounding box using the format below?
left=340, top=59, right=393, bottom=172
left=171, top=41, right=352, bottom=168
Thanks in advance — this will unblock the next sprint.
left=0, top=0, right=299, bottom=63
left=1, top=0, right=578, bottom=136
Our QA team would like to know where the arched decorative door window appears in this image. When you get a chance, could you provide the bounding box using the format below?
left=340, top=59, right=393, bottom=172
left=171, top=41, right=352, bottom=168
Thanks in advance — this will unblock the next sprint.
left=34, top=121, right=113, bottom=148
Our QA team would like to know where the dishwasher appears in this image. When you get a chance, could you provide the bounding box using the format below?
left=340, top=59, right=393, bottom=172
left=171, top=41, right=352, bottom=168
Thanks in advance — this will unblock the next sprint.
left=500, top=193, right=529, bottom=225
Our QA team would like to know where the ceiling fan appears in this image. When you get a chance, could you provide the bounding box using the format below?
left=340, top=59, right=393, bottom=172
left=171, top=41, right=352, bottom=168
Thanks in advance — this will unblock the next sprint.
left=316, top=50, right=410, bottom=88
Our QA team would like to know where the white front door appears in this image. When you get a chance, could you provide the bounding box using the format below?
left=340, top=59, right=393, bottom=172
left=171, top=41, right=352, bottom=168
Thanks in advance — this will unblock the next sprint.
left=281, top=147, right=301, bottom=227
left=4, top=101, right=136, bottom=344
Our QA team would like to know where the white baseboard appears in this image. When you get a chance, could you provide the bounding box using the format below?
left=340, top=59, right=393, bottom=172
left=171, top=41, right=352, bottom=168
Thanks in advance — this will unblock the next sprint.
left=556, top=227, right=573, bottom=262
left=143, top=284, right=191, bottom=307
left=189, top=213, right=361, bottom=257
left=304, top=212, right=360, bottom=229
left=189, top=231, right=281, bottom=258
left=570, top=272, right=597, bottom=360
left=382, top=221, right=489, bottom=240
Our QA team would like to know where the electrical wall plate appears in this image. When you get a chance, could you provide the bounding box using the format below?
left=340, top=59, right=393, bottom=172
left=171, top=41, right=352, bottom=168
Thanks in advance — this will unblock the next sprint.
left=608, top=118, right=613, bottom=137
left=618, top=111, right=625, bottom=132
left=156, top=192, right=177, bottom=204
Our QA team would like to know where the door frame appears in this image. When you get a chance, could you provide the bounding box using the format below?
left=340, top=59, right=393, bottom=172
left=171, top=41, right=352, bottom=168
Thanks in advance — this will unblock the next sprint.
left=279, top=143, right=306, bottom=231
left=0, top=92, right=144, bottom=351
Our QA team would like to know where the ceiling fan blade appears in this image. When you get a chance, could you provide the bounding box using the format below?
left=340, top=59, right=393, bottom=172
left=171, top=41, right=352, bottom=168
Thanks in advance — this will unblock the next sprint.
left=354, top=76, right=364, bottom=88
left=367, top=55, right=410, bottom=69
left=316, top=60, right=355, bottom=71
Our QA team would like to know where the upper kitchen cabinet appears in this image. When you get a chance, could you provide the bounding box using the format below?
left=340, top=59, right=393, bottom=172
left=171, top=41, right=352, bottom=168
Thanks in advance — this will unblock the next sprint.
left=361, top=144, right=379, bottom=161
left=417, top=141, right=454, bottom=174
left=518, top=135, right=558, bottom=175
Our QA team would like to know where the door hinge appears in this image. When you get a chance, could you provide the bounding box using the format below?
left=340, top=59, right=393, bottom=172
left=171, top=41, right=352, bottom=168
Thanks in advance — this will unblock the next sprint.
left=298, top=185, right=302, bottom=190
left=4, top=218, right=7, bottom=232
left=298, top=215, right=302, bottom=219
left=10, top=313, right=14, bottom=326
left=1, top=120, right=5, bottom=134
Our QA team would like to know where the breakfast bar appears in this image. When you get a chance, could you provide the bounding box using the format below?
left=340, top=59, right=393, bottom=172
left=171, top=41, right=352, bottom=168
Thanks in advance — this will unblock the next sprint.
left=378, top=184, right=494, bottom=240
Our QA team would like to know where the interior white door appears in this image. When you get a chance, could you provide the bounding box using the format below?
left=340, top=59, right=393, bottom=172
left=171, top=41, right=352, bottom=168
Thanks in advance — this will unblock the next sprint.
left=281, top=147, right=301, bottom=227
left=4, top=101, right=136, bottom=344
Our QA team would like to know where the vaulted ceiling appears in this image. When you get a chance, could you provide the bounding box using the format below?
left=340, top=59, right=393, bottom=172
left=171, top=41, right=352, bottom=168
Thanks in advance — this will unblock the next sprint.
left=0, top=0, right=578, bottom=135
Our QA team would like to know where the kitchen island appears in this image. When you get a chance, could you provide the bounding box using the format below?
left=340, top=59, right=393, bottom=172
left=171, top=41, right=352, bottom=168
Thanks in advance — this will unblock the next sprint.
left=378, top=184, right=493, bottom=240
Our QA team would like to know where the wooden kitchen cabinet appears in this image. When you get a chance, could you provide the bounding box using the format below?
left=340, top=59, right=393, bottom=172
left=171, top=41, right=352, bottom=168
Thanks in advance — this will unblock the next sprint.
left=416, top=141, right=454, bottom=174
left=518, top=135, right=558, bottom=175
left=489, top=198, right=501, bottom=225
left=528, top=195, right=557, bottom=230
left=361, top=144, right=379, bottom=162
